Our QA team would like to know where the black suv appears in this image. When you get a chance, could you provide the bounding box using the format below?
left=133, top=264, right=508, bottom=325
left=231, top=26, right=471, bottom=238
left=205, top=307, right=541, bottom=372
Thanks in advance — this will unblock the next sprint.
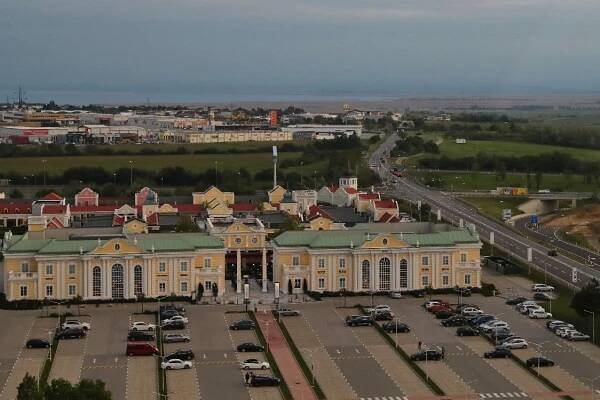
left=26, top=338, right=50, bottom=348
left=128, top=331, right=155, bottom=341
left=162, top=320, right=185, bottom=330
left=484, top=348, right=512, bottom=359
left=372, top=311, right=394, bottom=321
left=456, top=327, right=479, bottom=337
left=160, top=309, right=180, bottom=320
left=441, top=316, right=467, bottom=327
left=250, top=375, right=280, bottom=387
left=526, top=357, right=554, bottom=367
left=345, top=315, right=372, bottom=327
left=57, top=328, right=86, bottom=340
left=382, top=321, right=410, bottom=333
left=164, top=349, right=195, bottom=361
left=230, top=320, right=255, bottom=330
left=237, top=342, right=264, bottom=352
left=410, top=350, right=444, bottom=361
left=435, top=310, right=456, bottom=320
left=506, top=297, right=528, bottom=305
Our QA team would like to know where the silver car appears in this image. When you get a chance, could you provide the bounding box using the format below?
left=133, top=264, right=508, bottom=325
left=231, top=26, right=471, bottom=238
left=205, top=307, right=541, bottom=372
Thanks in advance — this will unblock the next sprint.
left=163, top=334, right=190, bottom=343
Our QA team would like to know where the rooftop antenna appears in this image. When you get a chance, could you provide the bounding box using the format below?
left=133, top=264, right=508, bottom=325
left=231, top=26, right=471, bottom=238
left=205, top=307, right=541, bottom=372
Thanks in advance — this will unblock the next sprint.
left=272, top=145, right=278, bottom=188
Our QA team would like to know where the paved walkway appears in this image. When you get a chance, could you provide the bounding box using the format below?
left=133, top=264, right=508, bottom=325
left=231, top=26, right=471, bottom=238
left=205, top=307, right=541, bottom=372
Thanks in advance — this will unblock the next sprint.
left=255, top=312, right=317, bottom=400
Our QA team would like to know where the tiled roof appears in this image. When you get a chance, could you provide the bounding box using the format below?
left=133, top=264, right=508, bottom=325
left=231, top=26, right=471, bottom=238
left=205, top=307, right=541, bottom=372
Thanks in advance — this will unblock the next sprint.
left=358, top=193, right=380, bottom=200
left=0, top=203, right=32, bottom=214
left=343, top=187, right=359, bottom=194
left=230, top=203, right=257, bottom=212
left=41, top=205, right=68, bottom=214
left=174, top=204, right=202, bottom=213
left=374, top=199, right=397, bottom=209
left=71, top=205, right=117, bottom=213
left=146, top=213, right=159, bottom=225
left=40, top=192, right=63, bottom=201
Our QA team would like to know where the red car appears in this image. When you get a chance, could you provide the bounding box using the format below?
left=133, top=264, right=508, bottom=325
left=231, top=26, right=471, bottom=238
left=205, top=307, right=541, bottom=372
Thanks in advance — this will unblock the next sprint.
left=428, top=305, right=453, bottom=314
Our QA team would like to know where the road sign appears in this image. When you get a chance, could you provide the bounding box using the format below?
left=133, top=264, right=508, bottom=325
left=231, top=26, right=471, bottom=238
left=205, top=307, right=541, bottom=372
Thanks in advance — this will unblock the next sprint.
left=572, top=268, right=578, bottom=283
left=502, top=209, right=512, bottom=221
left=530, top=214, right=538, bottom=226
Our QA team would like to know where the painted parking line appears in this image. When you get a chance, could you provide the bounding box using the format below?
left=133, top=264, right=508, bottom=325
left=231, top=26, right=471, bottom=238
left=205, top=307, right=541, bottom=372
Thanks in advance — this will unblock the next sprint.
left=479, top=393, right=528, bottom=398
left=359, top=396, right=408, bottom=400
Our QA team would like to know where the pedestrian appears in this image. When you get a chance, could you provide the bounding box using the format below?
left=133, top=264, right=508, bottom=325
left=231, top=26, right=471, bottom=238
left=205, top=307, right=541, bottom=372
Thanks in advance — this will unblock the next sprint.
left=418, top=341, right=422, bottom=351
left=245, top=372, right=250, bottom=385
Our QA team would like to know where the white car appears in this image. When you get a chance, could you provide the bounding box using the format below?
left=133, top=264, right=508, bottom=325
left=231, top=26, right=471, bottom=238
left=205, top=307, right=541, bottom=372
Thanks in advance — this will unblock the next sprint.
left=366, top=305, right=391, bottom=313
left=130, top=321, right=155, bottom=331
left=547, top=320, right=573, bottom=330
left=481, top=321, right=510, bottom=333
left=163, top=315, right=189, bottom=324
left=61, top=320, right=91, bottom=331
left=566, top=331, right=590, bottom=341
left=498, top=338, right=528, bottom=349
left=161, top=359, right=192, bottom=370
left=461, top=307, right=483, bottom=316
left=531, top=284, right=555, bottom=292
left=519, top=304, right=542, bottom=314
left=240, top=358, right=270, bottom=370
left=516, top=300, right=538, bottom=308
left=556, top=327, right=578, bottom=338
left=528, top=309, right=552, bottom=319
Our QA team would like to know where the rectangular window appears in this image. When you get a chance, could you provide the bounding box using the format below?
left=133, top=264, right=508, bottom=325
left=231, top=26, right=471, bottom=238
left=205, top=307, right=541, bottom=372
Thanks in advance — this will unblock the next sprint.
left=21, top=263, right=29, bottom=273
left=422, top=275, right=429, bottom=287
left=204, top=258, right=211, bottom=268
left=294, top=278, right=302, bottom=289
left=421, top=256, right=429, bottom=266
left=159, top=282, right=167, bottom=293
left=318, top=278, right=325, bottom=289
left=442, top=275, right=449, bottom=286
left=45, top=264, right=54, bottom=276
left=45, top=285, right=54, bottom=297
left=68, top=284, right=77, bottom=296
left=20, top=286, right=28, bottom=297
left=159, top=262, right=166, bottom=273
left=292, top=256, right=300, bottom=266
left=181, top=281, right=188, bottom=292
left=339, top=277, right=346, bottom=289
left=204, top=281, right=212, bottom=292
left=180, top=261, right=188, bottom=273
left=339, top=258, right=346, bottom=269
left=464, top=274, right=472, bottom=285
left=68, top=264, right=76, bottom=275
left=442, top=255, right=450, bottom=266
left=460, top=253, right=467, bottom=263
left=318, top=258, right=325, bottom=268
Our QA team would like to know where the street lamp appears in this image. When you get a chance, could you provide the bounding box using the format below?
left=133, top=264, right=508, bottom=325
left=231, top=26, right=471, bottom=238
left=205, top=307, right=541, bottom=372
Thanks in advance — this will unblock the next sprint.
left=584, top=310, right=596, bottom=343
left=530, top=341, right=549, bottom=376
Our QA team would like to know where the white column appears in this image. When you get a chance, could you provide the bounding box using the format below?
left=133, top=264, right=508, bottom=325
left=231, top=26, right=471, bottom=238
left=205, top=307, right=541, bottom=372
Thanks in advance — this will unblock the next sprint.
left=261, top=248, right=267, bottom=292
left=123, top=259, right=130, bottom=299
left=236, top=249, right=242, bottom=293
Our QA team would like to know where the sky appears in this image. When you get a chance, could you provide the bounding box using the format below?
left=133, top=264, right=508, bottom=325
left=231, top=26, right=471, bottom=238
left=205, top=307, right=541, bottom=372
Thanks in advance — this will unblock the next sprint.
left=2, top=0, right=600, bottom=103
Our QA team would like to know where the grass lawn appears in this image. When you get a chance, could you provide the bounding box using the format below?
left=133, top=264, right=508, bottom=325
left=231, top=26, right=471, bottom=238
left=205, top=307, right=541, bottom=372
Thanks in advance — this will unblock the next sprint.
left=1, top=152, right=303, bottom=174
left=412, top=170, right=600, bottom=192
left=461, top=196, right=525, bottom=221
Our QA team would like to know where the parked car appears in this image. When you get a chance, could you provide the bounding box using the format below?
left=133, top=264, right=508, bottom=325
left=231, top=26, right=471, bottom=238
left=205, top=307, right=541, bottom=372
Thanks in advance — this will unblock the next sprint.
left=126, top=342, right=159, bottom=356
left=498, top=338, right=528, bottom=349
left=382, top=321, right=410, bottom=333
left=547, top=249, right=558, bottom=257
left=366, top=305, right=391, bottom=313
left=372, top=310, right=394, bottom=321
left=533, top=293, right=552, bottom=301
left=62, top=320, right=91, bottom=331
left=484, top=348, right=512, bottom=358
left=345, top=315, right=372, bottom=327
left=519, top=304, right=543, bottom=314
left=229, top=320, right=255, bottom=330
left=442, top=316, right=467, bottom=327
left=162, top=315, right=189, bottom=324
left=26, top=338, right=50, bottom=349
left=130, top=322, right=155, bottom=331
left=250, top=375, right=280, bottom=387
left=456, top=327, right=479, bottom=337
left=237, top=343, right=264, bottom=352
left=161, top=359, right=192, bottom=370
left=160, top=304, right=185, bottom=313
left=127, top=331, right=155, bottom=341
left=434, top=310, right=456, bottom=320
left=469, top=315, right=495, bottom=327
left=277, top=308, right=300, bottom=316
left=547, top=320, right=574, bottom=331
left=526, top=357, right=554, bottom=367
left=556, top=327, right=579, bottom=338
left=164, top=349, right=195, bottom=361
left=424, top=300, right=449, bottom=310
left=159, top=309, right=181, bottom=320
left=389, top=291, right=403, bottom=299
left=410, top=349, right=444, bottom=361
left=490, top=331, right=514, bottom=342
left=531, top=284, right=555, bottom=292
left=480, top=321, right=510, bottom=333
left=506, top=297, right=528, bottom=305
left=57, top=328, right=86, bottom=340
left=162, top=320, right=185, bottom=330
left=528, top=309, right=553, bottom=319
left=240, top=359, right=270, bottom=370
left=461, top=307, right=483, bottom=317
left=428, top=305, right=453, bottom=314
left=163, top=334, right=190, bottom=343
left=566, top=331, right=590, bottom=341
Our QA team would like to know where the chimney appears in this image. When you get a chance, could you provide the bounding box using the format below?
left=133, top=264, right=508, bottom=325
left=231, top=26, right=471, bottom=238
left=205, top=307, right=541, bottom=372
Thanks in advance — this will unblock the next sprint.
left=27, top=216, right=47, bottom=240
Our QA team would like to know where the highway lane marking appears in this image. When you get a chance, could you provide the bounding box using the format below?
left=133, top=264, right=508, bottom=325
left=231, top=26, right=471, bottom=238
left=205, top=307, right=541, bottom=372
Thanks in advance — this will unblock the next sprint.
left=456, top=345, right=462, bottom=351
left=555, top=343, right=562, bottom=348
left=355, top=348, right=360, bottom=354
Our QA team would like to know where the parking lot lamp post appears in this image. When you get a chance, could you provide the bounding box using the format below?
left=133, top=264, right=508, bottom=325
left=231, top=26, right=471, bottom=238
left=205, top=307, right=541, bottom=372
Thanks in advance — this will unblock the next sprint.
left=266, top=322, right=270, bottom=352
left=47, top=330, right=53, bottom=361
left=531, top=341, right=548, bottom=377
left=584, top=310, right=595, bottom=343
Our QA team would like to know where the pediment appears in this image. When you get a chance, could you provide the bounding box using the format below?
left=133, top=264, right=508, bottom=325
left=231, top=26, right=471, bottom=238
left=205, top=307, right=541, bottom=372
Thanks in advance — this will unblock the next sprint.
left=361, top=234, right=409, bottom=249
left=90, top=238, right=144, bottom=255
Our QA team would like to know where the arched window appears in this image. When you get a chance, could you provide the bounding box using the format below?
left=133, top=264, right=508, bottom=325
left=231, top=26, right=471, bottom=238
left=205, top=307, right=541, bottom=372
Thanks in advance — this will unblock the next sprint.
left=379, top=257, right=391, bottom=290
left=92, top=266, right=101, bottom=297
left=361, top=260, right=370, bottom=290
left=134, top=265, right=143, bottom=296
left=399, top=259, right=408, bottom=289
left=111, top=264, right=124, bottom=299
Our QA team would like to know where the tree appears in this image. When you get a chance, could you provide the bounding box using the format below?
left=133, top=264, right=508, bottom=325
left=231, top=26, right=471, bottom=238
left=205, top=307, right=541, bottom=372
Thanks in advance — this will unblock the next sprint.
left=197, top=283, right=204, bottom=302
left=302, top=279, right=308, bottom=293
left=44, top=378, right=75, bottom=400
left=175, top=216, right=200, bottom=233
left=288, top=279, right=293, bottom=294
left=73, top=295, right=83, bottom=316
left=9, top=189, right=24, bottom=199
left=17, top=373, right=42, bottom=400
left=75, top=379, right=111, bottom=400
left=572, top=279, right=600, bottom=314
left=535, top=172, right=543, bottom=189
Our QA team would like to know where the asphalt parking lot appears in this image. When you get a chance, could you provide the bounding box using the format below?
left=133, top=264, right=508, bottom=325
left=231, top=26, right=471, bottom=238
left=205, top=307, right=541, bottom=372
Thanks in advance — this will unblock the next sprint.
left=162, top=312, right=199, bottom=400
left=126, top=312, right=158, bottom=400
left=48, top=314, right=92, bottom=384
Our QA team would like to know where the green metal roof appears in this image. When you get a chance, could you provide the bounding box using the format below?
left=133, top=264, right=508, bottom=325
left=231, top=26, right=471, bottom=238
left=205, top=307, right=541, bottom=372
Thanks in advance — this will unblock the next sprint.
left=272, top=228, right=479, bottom=249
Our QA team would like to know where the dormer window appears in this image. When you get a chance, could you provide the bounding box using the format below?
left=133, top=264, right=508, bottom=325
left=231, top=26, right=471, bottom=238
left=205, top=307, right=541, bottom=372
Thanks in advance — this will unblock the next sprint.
left=382, top=238, right=388, bottom=246
left=115, top=243, right=121, bottom=251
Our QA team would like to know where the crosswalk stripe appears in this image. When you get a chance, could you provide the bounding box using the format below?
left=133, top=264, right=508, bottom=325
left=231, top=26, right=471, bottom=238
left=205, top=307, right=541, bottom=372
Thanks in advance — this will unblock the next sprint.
left=493, top=393, right=501, bottom=398
left=479, top=394, right=486, bottom=398
left=520, top=393, right=527, bottom=397
left=513, top=393, right=521, bottom=398
left=507, top=393, right=514, bottom=397
left=500, top=394, right=507, bottom=398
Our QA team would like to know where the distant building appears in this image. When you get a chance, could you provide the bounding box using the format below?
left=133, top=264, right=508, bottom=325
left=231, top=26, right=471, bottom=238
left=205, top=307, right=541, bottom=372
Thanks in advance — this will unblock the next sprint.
left=455, top=138, right=467, bottom=144
left=282, top=125, right=362, bottom=140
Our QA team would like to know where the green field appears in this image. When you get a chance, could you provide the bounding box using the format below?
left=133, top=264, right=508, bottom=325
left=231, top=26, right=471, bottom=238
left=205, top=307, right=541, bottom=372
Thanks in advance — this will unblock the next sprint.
left=435, top=139, right=600, bottom=162
left=413, top=170, right=600, bottom=192
left=461, top=196, right=524, bottom=221
left=0, top=152, right=302, bottom=174
left=104, top=141, right=303, bottom=153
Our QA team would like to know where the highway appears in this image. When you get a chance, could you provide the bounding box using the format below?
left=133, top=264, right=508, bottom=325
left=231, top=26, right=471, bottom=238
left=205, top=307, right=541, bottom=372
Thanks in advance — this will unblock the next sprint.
left=370, top=134, right=600, bottom=290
